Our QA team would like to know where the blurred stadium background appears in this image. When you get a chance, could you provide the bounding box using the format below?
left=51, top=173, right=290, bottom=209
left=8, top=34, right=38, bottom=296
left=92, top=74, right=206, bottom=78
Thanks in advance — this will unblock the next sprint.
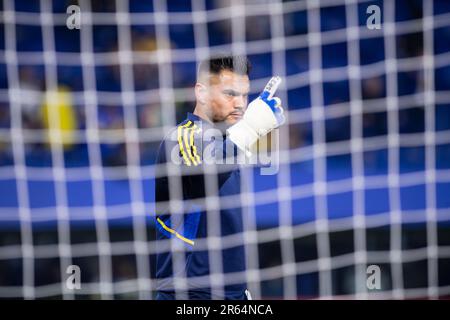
left=0, top=0, right=450, bottom=299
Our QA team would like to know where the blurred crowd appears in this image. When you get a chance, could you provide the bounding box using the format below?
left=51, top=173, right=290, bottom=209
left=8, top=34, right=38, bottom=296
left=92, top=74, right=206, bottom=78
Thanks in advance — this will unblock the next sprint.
left=0, top=0, right=450, bottom=300
left=0, top=0, right=449, bottom=170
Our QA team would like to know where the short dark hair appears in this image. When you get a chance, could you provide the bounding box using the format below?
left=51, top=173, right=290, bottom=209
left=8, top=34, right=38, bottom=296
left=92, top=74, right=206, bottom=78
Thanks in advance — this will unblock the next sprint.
left=197, top=55, right=251, bottom=78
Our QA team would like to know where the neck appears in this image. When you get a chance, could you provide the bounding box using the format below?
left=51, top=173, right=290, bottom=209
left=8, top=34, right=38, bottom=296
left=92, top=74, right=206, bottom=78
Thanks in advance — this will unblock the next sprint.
left=193, top=104, right=213, bottom=124
left=194, top=104, right=230, bottom=134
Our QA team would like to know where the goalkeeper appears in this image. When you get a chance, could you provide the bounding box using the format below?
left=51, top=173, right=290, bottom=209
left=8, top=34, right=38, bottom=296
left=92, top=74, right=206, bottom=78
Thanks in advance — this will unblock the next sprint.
left=154, top=55, right=285, bottom=300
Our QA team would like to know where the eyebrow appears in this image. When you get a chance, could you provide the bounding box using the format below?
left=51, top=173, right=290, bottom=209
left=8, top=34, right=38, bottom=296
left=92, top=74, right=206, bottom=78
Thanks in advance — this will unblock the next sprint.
left=222, top=89, right=249, bottom=96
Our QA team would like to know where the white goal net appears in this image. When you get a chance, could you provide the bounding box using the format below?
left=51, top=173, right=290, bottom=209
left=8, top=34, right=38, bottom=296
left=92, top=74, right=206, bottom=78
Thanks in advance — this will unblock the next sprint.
left=0, top=0, right=449, bottom=299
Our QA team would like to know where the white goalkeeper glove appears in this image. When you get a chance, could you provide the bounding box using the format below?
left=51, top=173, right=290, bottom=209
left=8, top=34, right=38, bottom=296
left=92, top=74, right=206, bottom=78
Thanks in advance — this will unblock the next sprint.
left=227, top=76, right=285, bottom=156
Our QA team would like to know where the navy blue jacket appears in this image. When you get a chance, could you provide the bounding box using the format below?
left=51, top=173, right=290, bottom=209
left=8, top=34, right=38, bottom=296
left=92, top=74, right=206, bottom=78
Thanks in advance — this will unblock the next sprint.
left=154, top=112, right=247, bottom=299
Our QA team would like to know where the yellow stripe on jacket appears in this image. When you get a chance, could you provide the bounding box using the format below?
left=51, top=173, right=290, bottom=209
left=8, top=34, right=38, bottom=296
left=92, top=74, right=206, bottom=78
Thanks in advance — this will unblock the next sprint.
left=156, top=217, right=195, bottom=246
left=178, top=121, right=201, bottom=166
left=178, top=121, right=192, bottom=166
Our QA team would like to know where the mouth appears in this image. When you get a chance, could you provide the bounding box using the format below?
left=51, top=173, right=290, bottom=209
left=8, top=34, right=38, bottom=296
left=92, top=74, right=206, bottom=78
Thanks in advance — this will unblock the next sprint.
left=229, top=112, right=243, bottom=119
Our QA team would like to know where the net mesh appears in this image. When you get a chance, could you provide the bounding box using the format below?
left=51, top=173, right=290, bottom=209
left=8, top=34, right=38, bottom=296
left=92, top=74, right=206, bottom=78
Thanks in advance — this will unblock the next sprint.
left=0, top=0, right=449, bottom=299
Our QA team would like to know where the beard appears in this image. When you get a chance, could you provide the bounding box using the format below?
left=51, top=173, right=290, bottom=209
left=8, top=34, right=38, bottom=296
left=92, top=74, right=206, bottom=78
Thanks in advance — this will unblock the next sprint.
left=213, top=119, right=231, bottom=133
left=214, top=111, right=243, bottom=131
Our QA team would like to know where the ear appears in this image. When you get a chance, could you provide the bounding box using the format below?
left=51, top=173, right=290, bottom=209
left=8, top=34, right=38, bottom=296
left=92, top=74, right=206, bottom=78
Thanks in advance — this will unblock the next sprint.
left=195, top=82, right=208, bottom=105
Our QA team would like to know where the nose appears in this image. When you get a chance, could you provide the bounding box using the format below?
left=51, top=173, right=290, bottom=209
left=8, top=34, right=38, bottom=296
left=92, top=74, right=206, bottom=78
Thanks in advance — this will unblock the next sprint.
left=234, top=94, right=246, bottom=110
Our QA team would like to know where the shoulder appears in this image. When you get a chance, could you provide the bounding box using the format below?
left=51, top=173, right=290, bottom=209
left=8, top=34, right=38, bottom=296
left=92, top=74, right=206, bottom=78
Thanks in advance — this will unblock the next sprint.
left=175, top=119, right=202, bottom=166
left=177, top=118, right=202, bottom=133
left=157, top=118, right=202, bottom=166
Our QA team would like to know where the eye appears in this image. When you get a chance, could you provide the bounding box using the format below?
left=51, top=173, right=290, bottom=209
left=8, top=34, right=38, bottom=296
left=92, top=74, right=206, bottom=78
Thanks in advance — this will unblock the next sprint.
left=223, top=91, right=236, bottom=98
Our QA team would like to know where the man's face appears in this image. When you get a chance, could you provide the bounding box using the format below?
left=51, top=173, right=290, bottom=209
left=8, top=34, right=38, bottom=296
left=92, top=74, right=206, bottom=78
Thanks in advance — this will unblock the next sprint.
left=201, top=70, right=250, bottom=126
